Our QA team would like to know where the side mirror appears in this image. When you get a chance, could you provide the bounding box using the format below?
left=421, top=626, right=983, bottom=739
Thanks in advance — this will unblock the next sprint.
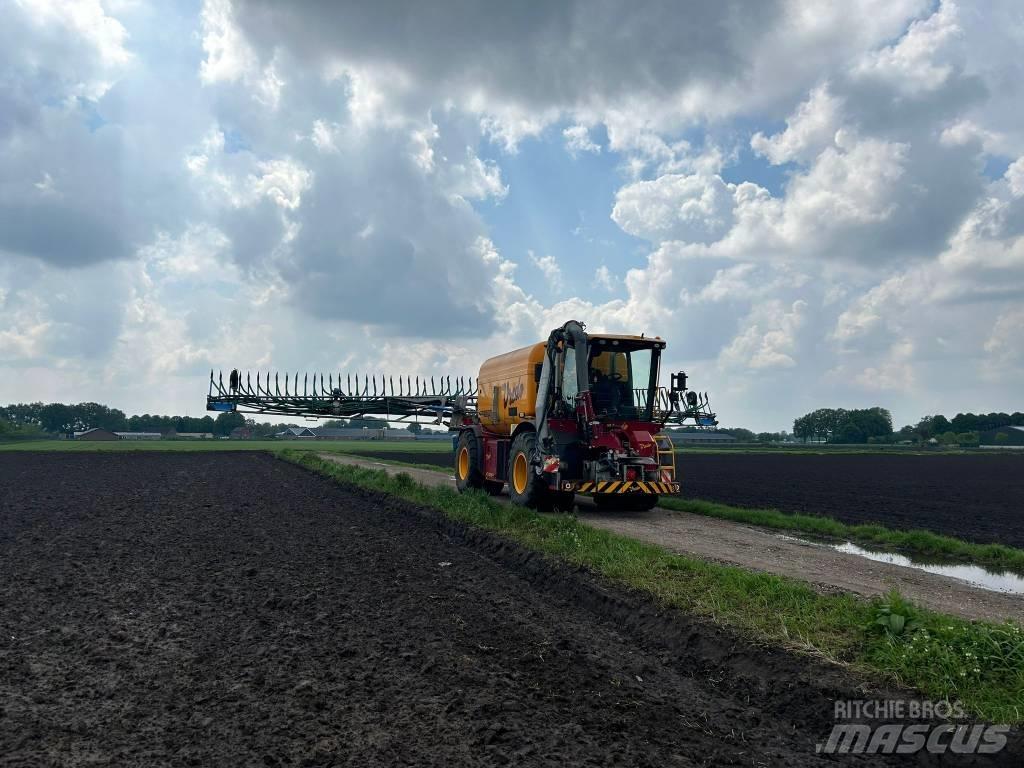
left=686, top=391, right=698, bottom=408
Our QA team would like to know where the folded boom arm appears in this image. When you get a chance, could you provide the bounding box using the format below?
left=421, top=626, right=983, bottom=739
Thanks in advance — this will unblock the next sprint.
left=206, top=369, right=477, bottom=423
left=207, top=368, right=714, bottom=427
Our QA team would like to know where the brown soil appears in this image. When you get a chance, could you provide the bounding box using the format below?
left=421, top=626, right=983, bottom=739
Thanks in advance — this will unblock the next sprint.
left=1, top=452, right=1019, bottom=766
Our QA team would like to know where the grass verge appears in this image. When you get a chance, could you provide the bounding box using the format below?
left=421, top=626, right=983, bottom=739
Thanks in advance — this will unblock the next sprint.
left=659, top=497, right=1024, bottom=574
left=286, top=450, right=1024, bottom=725
left=340, top=455, right=455, bottom=474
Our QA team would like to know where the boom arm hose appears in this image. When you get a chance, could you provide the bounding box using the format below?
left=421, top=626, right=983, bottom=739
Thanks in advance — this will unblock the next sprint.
left=535, top=320, right=590, bottom=450
left=564, top=320, right=590, bottom=398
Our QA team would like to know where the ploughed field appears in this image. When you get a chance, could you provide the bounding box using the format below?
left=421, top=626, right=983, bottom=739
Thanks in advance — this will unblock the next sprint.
left=0, top=452, right=977, bottom=767
left=354, top=450, right=1024, bottom=549
left=678, top=453, right=1024, bottom=548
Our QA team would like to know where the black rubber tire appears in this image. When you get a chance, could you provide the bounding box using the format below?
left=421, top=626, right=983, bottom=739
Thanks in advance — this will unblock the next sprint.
left=507, top=431, right=550, bottom=509
left=593, top=494, right=659, bottom=512
left=454, top=431, right=485, bottom=493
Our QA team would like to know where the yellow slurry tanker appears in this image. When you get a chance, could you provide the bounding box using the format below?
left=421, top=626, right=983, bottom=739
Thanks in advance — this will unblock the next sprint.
left=208, top=320, right=716, bottom=510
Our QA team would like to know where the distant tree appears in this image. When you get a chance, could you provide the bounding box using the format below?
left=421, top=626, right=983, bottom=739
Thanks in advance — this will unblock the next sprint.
left=214, top=411, right=246, bottom=436
left=406, top=422, right=423, bottom=434
left=0, top=417, right=44, bottom=440
left=950, top=413, right=979, bottom=433
left=834, top=421, right=865, bottom=444
left=0, top=403, right=44, bottom=428
left=957, top=431, right=980, bottom=447
left=849, top=407, right=892, bottom=440
left=76, top=402, right=128, bottom=431
left=39, top=403, right=76, bottom=433
left=721, top=427, right=755, bottom=441
left=995, top=432, right=1009, bottom=444
left=948, top=412, right=1018, bottom=433
left=793, top=407, right=891, bottom=443
left=792, top=414, right=812, bottom=442
left=911, top=415, right=936, bottom=440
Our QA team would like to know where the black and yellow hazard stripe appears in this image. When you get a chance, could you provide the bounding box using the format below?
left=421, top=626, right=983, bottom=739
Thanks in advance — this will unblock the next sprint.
left=571, top=480, right=679, bottom=494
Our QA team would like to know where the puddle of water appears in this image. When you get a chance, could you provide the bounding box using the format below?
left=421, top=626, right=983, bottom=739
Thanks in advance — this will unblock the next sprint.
left=824, top=540, right=1024, bottom=595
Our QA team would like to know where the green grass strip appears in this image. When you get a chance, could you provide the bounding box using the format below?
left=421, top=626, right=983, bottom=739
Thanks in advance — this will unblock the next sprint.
left=286, top=451, right=1023, bottom=724
left=659, top=497, right=1024, bottom=574
left=338, top=455, right=455, bottom=474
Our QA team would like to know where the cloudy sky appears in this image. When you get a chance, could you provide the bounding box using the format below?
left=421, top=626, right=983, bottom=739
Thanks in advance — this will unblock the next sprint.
left=2, top=0, right=1023, bottom=431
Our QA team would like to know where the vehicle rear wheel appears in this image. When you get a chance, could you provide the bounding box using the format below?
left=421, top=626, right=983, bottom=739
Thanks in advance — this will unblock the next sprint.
left=594, top=494, right=658, bottom=512
left=507, top=431, right=551, bottom=509
left=454, top=431, right=485, bottom=493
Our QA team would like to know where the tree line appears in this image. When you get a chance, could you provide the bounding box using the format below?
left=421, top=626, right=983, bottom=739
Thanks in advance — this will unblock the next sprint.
left=0, top=402, right=431, bottom=439
left=792, top=407, right=893, bottom=443
left=893, top=412, right=1024, bottom=446
left=667, top=426, right=791, bottom=443
left=792, top=408, right=1023, bottom=445
left=0, top=402, right=245, bottom=436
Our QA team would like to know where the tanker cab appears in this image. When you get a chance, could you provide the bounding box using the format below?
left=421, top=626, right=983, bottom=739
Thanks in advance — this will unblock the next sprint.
left=585, top=336, right=663, bottom=422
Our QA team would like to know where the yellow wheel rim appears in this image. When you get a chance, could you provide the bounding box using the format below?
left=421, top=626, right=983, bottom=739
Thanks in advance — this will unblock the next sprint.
left=512, top=452, right=529, bottom=495
left=457, top=446, right=470, bottom=479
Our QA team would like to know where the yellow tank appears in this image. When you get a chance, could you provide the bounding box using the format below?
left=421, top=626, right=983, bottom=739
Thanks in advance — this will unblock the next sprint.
left=477, top=343, right=546, bottom=434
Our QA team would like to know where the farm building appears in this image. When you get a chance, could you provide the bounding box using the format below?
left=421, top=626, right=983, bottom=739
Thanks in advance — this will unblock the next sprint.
left=73, top=429, right=161, bottom=441
left=381, top=429, right=416, bottom=440
left=275, top=425, right=422, bottom=440
left=176, top=432, right=214, bottom=439
left=673, top=432, right=737, bottom=445
left=74, top=428, right=120, bottom=441
left=313, top=427, right=377, bottom=440
left=275, top=427, right=317, bottom=438
left=980, top=425, right=1024, bottom=447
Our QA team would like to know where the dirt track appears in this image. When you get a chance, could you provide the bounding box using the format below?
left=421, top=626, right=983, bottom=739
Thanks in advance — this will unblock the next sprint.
left=4, top=452, right=1016, bottom=766
left=350, top=450, right=1024, bottom=548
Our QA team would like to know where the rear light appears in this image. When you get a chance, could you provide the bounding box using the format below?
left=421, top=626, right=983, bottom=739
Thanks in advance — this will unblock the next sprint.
left=542, top=456, right=561, bottom=473
left=625, top=467, right=638, bottom=481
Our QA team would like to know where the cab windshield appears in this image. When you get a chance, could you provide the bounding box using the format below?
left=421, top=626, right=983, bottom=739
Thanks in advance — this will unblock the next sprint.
left=587, top=341, right=659, bottom=420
